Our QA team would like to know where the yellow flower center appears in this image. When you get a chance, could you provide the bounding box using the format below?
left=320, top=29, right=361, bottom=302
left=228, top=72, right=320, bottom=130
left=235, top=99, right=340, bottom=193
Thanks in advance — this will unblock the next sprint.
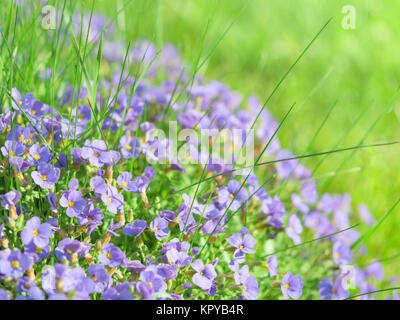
left=107, top=197, right=112, bottom=203
left=24, top=283, right=31, bottom=289
left=66, top=249, right=72, bottom=254
left=68, top=201, right=75, bottom=208
left=9, top=151, right=15, bottom=156
left=18, top=100, right=23, bottom=106
left=335, top=252, right=340, bottom=259
left=239, top=245, right=244, bottom=250
left=284, top=283, right=290, bottom=290
left=106, top=252, right=113, bottom=260
left=92, top=275, right=98, bottom=282
left=34, top=154, right=41, bottom=160
left=79, top=113, right=85, bottom=118
left=93, top=152, right=100, bottom=158
left=33, top=229, right=39, bottom=236
left=31, top=109, right=37, bottom=115
left=41, top=174, right=47, bottom=181
left=229, top=194, right=234, bottom=199
left=11, top=260, right=20, bottom=268
left=125, top=145, right=131, bottom=151
left=147, top=282, right=153, bottom=287
left=122, top=181, right=128, bottom=188
left=35, top=247, right=43, bottom=254
left=18, top=135, right=24, bottom=142
left=153, top=226, right=158, bottom=232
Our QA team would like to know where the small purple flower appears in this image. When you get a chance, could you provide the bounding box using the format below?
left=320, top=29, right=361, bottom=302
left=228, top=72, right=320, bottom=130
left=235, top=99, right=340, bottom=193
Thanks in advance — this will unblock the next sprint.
left=59, top=190, right=87, bottom=217
left=333, top=241, right=352, bottom=265
left=28, top=144, right=51, bottom=165
left=117, top=171, right=134, bottom=191
left=98, top=243, right=126, bottom=268
left=264, top=255, right=278, bottom=278
left=261, top=195, right=285, bottom=228
left=218, top=180, right=248, bottom=211
left=358, top=204, right=376, bottom=226
left=101, top=185, right=124, bottom=214
left=17, top=276, right=37, bottom=292
left=1, top=249, right=32, bottom=279
left=21, top=216, right=52, bottom=248
left=281, top=272, right=303, bottom=300
left=89, top=176, right=107, bottom=195
left=150, top=216, right=169, bottom=240
left=285, top=214, right=303, bottom=245
left=54, top=238, right=90, bottom=263
left=0, top=190, right=21, bottom=209
left=228, top=232, right=256, bottom=263
left=1, top=140, right=24, bottom=158
left=191, top=259, right=217, bottom=291
left=123, top=220, right=147, bottom=237
left=31, top=163, right=60, bottom=189
left=318, top=276, right=349, bottom=300
left=119, top=135, right=140, bottom=159
left=88, top=264, right=111, bottom=293
left=137, top=268, right=167, bottom=299
left=24, top=242, right=50, bottom=263
left=81, top=139, right=107, bottom=167
left=242, top=274, right=259, bottom=300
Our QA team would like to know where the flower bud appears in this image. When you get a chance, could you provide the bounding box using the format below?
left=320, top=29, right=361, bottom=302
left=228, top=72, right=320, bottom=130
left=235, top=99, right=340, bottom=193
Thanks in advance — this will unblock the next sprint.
left=140, top=192, right=149, bottom=209
left=117, top=212, right=125, bottom=226
left=9, top=206, right=18, bottom=221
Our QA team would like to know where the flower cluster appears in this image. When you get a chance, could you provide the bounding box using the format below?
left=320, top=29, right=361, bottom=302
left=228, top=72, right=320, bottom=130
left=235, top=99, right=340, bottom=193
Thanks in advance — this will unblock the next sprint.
left=0, top=10, right=396, bottom=300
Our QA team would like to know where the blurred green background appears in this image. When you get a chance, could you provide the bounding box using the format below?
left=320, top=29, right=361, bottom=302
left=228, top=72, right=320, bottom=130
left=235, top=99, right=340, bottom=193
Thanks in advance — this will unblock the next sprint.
left=59, top=0, right=400, bottom=276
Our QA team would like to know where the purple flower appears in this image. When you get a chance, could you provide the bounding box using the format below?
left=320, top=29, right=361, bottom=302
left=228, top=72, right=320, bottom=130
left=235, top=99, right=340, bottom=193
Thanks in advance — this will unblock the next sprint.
left=150, top=216, right=169, bottom=240
left=55, top=238, right=91, bottom=263
left=228, top=232, right=256, bottom=263
left=81, top=139, right=107, bottom=167
left=119, top=135, right=140, bottom=159
left=264, top=255, right=278, bottom=278
left=242, top=274, right=259, bottom=300
left=218, top=180, right=248, bottom=211
left=0, top=289, right=10, bottom=300
left=28, top=144, right=51, bottom=165
left=89, top=176, right=107, bottom=195
left=137, top=268, right=167, bottom=299
left=0, top=190, right=21, bottom=209
left=191, top=259, right=217, bottom=291
left=117, top=171, right=134, bottom=191
left=17, top=276, right=37, bottom=292
left=1, top=140, right=24, bottom=158
left=21, top=216, right=52, bottom=248
left=24, top=242, right=50, bottom=263
left=31, top=163, right=60, bottom=189
left=281, top=272, right=303, bottom=300
left=261, top=195, right=285, bottom=228
left=98, top=243, right=126, bottom=268
left=59, top=190, right=87, bottom=217
left=333, top=241, right=352, bottom=265
left=101, top=185, right=124, bottom=214
left=318, top=276, right=349, bottom=300
left=88, top=264, right=112, bottom=293
left=123, top=220, right=147, bottom=237
left=0, top=249, right=31, bottom=279
left=127, top=175, right=150, bottom=193
left=285, top=214, right=303, bottom=245
left=77, top=202, right=104, bottom=235
left=164, top=248, right=192, bottom=267
left=358, top=204, right=376, bottom=226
